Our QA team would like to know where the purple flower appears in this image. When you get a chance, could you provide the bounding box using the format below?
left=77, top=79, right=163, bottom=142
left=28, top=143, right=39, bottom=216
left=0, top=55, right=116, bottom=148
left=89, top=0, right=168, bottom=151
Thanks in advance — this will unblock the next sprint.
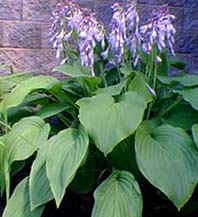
left=140, top=4, right=176, bottom=55
left=107, top=1, right=140, bottom=65
left=49, top=1, right=81, bottom=59
left=125, top=1, right=140, bottom=65
left=108, top=3, right=126, bottom=64
left=76, top=9, right=105, bottom=74
left=50, top=1, right=104, bottom=75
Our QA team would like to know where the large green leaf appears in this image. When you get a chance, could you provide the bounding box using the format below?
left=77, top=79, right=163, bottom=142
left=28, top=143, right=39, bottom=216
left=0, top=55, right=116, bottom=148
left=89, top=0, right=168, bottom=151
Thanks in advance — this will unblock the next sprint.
left=91, top=170, right=142, bottom=217
left=0, top=72, right=31, bottom=94
left=94, top=82, right=125, bottom=96
left=46, top=127, right=89, bottom=207
left=2, top=116, right=50, bottom=164
left=128, top=73, right=153, bottom=103
left=174, top=87, right=198, bottom=110
left=54, top=63, right=92, bottom=77
left=135, top=121, right=198, bottom=209
left=29, top=145, right=53, bottom=211
left=3, top=177, right=44, bottom=217
left=36, top=103, right=68, bottom=119
left=158, top=74, right=198, bottom=87
left=1, top=75, right=58, bottom=114
left=192, top=124, right=198, bottom=149
left=77, top=92, right=147, bottom=156
left=161, top=104, right=198, bottom=130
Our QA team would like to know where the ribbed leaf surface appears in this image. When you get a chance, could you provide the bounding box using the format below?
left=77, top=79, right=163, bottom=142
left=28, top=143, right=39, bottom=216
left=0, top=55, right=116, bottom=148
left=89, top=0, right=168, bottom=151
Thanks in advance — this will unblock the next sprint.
left=3, top=177, right=44, bottom=217
left=77, top=92, right=146, bottom=156
left=46, top=127, right=89, bottom=207
left=135, top=121, right=198, bottom=209
left=92, top=170, right=142, bottom=217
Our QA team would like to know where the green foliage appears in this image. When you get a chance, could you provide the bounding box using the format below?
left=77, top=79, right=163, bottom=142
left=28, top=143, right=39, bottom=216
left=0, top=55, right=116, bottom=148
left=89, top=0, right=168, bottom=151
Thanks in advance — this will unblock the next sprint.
left=135, top=120, right=198, bottom=209
left=91, top=170, right=142, bottom=217
left=46, top=126, right=89, bottom=207
left=0, top=6, right=198, bottom=217
left=3, top=177, right=44, bottom=217
left=77, top=92, right=147, bottom=156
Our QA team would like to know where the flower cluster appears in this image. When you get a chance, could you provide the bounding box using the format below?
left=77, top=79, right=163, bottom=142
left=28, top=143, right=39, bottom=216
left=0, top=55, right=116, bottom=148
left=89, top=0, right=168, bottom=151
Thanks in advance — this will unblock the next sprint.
left=49, top=0, right=104, bottom=74
left=77, top=9, right=105, bottom=74
left=49, top=0, right=81, bottom=59
left=108, top=3, right=126, bottom=64
left=140, top=4, right=176, bottom=55
left=50, top=1, right=176, bottom=71
left=107, top=1, right=140, bottom=64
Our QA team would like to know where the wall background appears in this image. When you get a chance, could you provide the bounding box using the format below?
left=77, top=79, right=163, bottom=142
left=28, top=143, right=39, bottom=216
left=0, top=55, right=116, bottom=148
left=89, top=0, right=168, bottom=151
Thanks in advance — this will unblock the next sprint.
left=0, top=0, right=197, bottom=75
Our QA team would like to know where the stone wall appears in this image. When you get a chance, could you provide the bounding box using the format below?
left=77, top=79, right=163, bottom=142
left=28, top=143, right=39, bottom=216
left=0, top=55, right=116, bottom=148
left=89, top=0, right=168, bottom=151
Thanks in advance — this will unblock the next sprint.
left=0, top=0, right=197, bottom=75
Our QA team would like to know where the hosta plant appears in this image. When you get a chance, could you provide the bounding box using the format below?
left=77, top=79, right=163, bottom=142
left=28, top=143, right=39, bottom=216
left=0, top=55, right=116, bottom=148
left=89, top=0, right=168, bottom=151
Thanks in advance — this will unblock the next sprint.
left=1, top=1, right=198, bottom=217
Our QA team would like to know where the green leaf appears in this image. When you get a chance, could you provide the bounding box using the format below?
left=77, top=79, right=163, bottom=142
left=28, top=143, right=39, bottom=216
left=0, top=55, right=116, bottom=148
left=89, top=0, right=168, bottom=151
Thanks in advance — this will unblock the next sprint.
left=46, top=127, right=89, bottom=207
left=94, top=82, right=125, bottom=96
left=120, top=66, right=133, bottom=76
left=1, top=75, right=58, bottom=114
left=135, top=121, right=198, bottom=209
left=192, top=124, right=198, bottom=149
left=174, top=87, right=198, bottom=110
left=158, top=74, right=198, bottom=87
left=0, top=72, right=31, bottom=94
left=77, top=92, right=147, bottom=156
left=128, top=73, right=153, bottom=103
left=91, top=170, right=142, bottom=217
left=54, top=63, right=92, bottom=77
left=2, top=116, right=50, bottom=164
left=0, top=144, right=5, bottom=194
left=36, top=103, right=68, bottom=119
left=161, top=104, right=198, bottom=130
left=29, top=145, right=53, bottom=210
left=3, top=177, right=44, bottom=217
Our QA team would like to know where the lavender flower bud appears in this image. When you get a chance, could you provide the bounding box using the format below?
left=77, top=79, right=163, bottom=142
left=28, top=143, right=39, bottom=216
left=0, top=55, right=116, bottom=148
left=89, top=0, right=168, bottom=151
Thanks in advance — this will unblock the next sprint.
left=76, top=9, right=105, bottom=73
left=140, top=4, right=176, bottom=55
left=125, top=1, right=140, bottom=65
left=49, top=1, right=81, bottom=60
left=108, top=3, right=126, bottom=64
left=50, top=1, right=105, bottom=75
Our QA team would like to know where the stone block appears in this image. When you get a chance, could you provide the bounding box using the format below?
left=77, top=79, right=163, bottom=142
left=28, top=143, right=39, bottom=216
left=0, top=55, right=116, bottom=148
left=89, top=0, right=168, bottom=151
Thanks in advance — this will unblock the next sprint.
left=175, top=32, right=198, bottom=54
left=41, top=23, right=52, bottom=49
left=0, top=49, right=59, bottom=75
left=2, top=22, right=41, bottom=49
left=0, top=0, right=22, bottom=20
left=169, top=0, right=198, bottom=9
left=138, top=0, right=168, bottom=5
left=23, top=0, right=61, bottom=22
left=76, top=0, right=94, bottom=10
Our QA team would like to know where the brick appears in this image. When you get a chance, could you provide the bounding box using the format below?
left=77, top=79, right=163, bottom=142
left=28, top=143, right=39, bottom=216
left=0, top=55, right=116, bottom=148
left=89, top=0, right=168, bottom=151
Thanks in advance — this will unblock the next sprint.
left=2, top=22, right=41, bottom=49
left=23, top=0, right=61, bottom=22
left=189, top=55, right=198, bottom=74
left=138, top=0, right=168, bottom=5
left=183, top=9, right=198, bottom=31
left=41, top=23, right=52, bottom=49
left=0, top=0, right=22, bottom=20
left=175, top=32, right=198, bottom=54
left=76, top=0, right=94, bottom=10
left=0, top=25, right=3, bottom=47
left=0, top=49, right=59, bottom=75
left=169, top=0, right=198, bottom=9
